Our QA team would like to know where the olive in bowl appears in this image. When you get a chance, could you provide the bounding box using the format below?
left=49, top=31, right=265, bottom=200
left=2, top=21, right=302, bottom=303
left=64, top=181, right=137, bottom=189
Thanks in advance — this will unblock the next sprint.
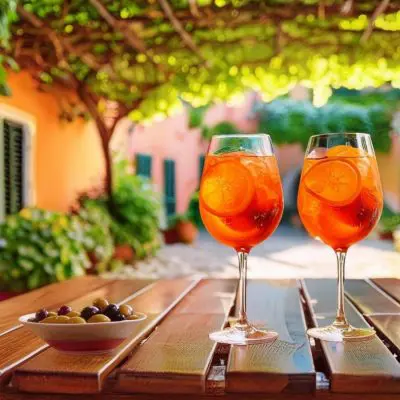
left=20, top=300, right=146, bottom=353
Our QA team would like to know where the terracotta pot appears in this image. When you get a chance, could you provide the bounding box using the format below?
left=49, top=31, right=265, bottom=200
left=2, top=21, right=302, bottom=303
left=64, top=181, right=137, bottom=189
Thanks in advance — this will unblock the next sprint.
left=163, top=228, right=180, bottom=245
left=378, top=231, right=394, bottom=241
left=113, top=244, right=135, bottom=263
left=176, top=221, right=198, bottom=244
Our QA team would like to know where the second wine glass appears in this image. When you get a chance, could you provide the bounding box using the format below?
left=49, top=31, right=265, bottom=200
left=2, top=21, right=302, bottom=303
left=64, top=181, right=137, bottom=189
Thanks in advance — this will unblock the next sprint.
left=199, top=134, right=284, bottom=345
left=298, top=133, right=383, bottom=341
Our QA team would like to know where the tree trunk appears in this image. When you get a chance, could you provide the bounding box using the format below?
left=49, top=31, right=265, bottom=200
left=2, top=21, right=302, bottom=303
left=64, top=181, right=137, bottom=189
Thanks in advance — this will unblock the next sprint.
left=76, top=82, right=128, bottom=215
left=100, top=134, right=114, bottom=205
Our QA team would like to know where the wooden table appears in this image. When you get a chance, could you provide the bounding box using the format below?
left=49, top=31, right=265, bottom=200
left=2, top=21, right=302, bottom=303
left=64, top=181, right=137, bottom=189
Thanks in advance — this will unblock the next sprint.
left=0, top=276, right=399, bottom=399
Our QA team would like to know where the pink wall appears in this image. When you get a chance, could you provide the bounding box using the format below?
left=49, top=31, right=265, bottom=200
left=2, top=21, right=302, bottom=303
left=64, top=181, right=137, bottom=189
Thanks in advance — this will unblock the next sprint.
left=129, top=95, right=258, bottom=213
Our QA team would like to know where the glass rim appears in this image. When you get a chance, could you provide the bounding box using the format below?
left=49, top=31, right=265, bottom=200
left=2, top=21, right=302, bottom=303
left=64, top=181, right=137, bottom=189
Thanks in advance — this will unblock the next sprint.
left=211, top=133, right=271, bottom=139
left=309, top=132, right=371, bottom=140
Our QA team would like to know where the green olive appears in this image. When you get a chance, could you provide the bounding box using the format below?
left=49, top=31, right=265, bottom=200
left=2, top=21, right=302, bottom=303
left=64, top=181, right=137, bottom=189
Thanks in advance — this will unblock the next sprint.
left=66, top=311, right=80, bottom=318
left=93, top=298, right=109, bottom=311
left=68, top=317, right=87, bottom=324
left=47, top=312, right=58, bottom=317
left=127, top=314, right=141, bottom=320
left=88, top=314, right=111, bottom=323
left=54, top=316, right=70, bottom=324
left=119, top=304, right=133, bottom=317
left=40, top=316, right=59, bottom=324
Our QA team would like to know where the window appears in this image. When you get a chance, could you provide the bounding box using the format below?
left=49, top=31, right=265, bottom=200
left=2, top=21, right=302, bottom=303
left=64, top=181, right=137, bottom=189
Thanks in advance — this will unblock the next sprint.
left=135, top=153, right=152, bottom=179
left=0, top=119, right=29, bottom=220
left=163, top=159, right=176, bottom=217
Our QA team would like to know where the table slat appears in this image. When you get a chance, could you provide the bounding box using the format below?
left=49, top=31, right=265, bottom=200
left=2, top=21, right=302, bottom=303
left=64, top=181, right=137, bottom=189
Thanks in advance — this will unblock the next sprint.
left=303, top=279, right=400, bottom=394
left=0, top=329, right=46, bottom=386
left=226, top=280, right=315, bottom=394
left=372, top=279, right=400, bottom=305
left=366, top=314, right=400, bottom=354
left=117, top=279, right=236, bottom=394
left=0, top=276, right=110, bottom=336
left=0, top=279, right=152, bottom=386
left=345, top=279, right=400, bottom=315
left=13, top=278, right=199, bottom=394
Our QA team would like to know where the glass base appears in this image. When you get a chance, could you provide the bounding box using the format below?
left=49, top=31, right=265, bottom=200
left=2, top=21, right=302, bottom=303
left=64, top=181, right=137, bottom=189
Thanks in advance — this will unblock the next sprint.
left=307, top=325, right=375, bottom=342
left=209, top=325, right=278, bottom=345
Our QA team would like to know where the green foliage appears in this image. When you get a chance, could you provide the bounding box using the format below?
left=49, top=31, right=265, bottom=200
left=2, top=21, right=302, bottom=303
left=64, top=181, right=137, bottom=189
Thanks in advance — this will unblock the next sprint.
left=80, top=160, right=162, bottom=260
left=0, top=208, right=89, bottom=292
left=167, top=213, right=193, bottom=229
left=188, top=105, right=209, bottom=129
left=3, top=1, right=399, bottom=121
left=379, top=215, right=400, bottom=234
left=202, top=120, right=240, bottom=140
left=186, top=190, right=203, bottom=228
left=0, top=0, right=16, bottom=48
left=76, top=201, right=115, bottom=273
left=256, top=99, right=393, bottom=152
left=0, top=0, right=17, bottom=95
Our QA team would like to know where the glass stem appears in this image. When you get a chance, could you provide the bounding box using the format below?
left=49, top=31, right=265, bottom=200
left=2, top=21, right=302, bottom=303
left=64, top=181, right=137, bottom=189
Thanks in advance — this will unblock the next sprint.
left=333, top=251, right=349, bottom=329
left=236, top=251, right=250, bottom=329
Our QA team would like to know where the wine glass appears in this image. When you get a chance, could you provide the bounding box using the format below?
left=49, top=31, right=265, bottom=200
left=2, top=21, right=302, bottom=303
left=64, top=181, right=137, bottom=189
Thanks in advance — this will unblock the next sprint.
left=298, top=133, right=383, bottom=341
left=199, top=134, right=284, bottom=345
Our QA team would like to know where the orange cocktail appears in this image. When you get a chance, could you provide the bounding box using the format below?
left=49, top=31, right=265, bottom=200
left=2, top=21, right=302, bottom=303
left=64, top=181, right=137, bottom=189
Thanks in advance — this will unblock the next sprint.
left=298, top=133, right=383, bottom=342
left=199, top=134, right=283, bottom=345
left=298, top=145, right=383, bottom=251
left=200, top=153, right=283, bottom=252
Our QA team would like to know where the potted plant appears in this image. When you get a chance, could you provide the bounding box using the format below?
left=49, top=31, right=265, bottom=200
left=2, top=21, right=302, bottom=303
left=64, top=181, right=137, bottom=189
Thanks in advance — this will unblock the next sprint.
left=166, top=213, right=199, bottom=245
left=78, top=160, right=162, bottom=262
left=378, top=215, right=400, bottom=241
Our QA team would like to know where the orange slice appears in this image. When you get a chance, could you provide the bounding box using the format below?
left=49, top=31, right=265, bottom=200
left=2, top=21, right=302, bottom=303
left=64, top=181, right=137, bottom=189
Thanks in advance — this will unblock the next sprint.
left=200, top=160, right=255, bottom=217
left=304, top=159, right=361, bottom=206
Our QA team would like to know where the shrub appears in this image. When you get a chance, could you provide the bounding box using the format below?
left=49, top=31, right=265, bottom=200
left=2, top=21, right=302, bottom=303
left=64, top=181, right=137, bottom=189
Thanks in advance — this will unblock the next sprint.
left=201, top=121, right=240, bottom=140
left=80, top=160, right=162, bottom=260
left=379, top=215, right=400, bottom=234
left=0, top=209, right=90, bottom=292
left=186, top=190, right=203, bottom=228
left=76, top=201, right=115, bottom=272
left=255, top=99, right=394, bottom=151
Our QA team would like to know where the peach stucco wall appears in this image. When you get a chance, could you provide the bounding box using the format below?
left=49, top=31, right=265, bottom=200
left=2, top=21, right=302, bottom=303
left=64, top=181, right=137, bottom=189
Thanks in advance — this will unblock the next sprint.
left=0, top=71, right=104, bottom=211
left=129, top=95, right=258, bottom=213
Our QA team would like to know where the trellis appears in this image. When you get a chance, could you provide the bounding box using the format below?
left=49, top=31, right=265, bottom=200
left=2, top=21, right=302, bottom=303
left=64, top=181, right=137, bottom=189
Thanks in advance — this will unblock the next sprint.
left=0, top=0, right=399, bottom=202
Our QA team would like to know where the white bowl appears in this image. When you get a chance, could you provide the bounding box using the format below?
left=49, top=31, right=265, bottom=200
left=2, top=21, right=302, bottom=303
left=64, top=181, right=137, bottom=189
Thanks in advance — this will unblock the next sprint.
left=20, top=312, right=147, bottom=353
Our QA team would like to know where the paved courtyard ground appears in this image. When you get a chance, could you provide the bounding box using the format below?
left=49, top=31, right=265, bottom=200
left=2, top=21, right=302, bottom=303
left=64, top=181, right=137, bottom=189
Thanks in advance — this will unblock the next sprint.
left=106, top=225, right=400, bottom=280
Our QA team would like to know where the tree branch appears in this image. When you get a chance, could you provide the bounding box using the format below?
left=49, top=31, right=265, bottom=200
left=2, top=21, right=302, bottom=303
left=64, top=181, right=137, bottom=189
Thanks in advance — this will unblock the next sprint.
left=157, top=0, right=207, bottom=64
left=17, top=5, right=102, bottom=71
left=17, top=5, right=65, bottom=63
left=88, top=0, right=146, bottom=53
left=189, top=0, right=201, bottom=18
left=361, top=0, right=391, bottom=43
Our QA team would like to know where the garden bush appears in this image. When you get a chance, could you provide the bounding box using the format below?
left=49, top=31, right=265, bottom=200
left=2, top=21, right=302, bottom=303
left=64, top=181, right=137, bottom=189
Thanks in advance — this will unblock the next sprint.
left=0, top=209, right=90, bottom=292
left=256, top=99, right=394, bottom=152
left=79, top=160, right=162, bottom=260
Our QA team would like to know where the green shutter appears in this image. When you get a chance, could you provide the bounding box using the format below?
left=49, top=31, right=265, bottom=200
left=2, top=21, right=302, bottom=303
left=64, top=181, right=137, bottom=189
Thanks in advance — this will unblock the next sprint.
left=3, top=119, right=25, bottom=216
left=135, top=153, right=152, bottom=178
left=164, top=159, right=176, bottom=216
left=199, top=154, right=205, bottom=184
